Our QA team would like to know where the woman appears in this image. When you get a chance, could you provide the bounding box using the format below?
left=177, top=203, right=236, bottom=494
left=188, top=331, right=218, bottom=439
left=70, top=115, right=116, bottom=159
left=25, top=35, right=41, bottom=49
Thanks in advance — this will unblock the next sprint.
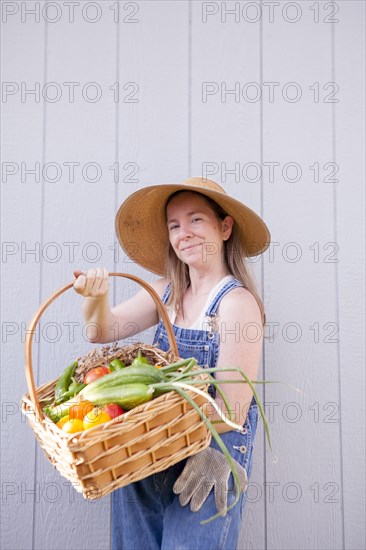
left=73, top=177, right=270, bottom=550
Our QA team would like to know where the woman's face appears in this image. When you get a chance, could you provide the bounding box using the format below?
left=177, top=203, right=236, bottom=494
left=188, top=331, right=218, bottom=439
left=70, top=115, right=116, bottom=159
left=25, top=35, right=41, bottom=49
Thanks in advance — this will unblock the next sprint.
left=166, top=192, right=233, bottom=269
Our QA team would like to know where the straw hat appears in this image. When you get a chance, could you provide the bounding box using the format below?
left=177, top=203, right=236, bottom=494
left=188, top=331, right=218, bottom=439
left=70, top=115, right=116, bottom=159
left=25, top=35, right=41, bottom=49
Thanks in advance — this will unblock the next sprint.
left=115, top=177, right=270, bottom=276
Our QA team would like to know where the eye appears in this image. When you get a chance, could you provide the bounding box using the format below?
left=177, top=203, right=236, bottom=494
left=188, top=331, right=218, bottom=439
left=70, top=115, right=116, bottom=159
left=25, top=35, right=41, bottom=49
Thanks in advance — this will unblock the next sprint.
left=191, top=217, right=202, bottom=223
left=168, top=223, right=179, bottom=231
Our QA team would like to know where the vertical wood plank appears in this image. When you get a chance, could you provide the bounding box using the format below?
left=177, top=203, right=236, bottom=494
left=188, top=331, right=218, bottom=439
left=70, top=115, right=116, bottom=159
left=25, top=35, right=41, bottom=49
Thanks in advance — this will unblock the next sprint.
left=32, top=6, right=117, bottom=549
left=115, top=0, right=190, bottom=346
left=262, top=2, right=342, bottom=549
left=334, top=3, right=365, bottom=550
left=1, top=10, right=45, bottom=550
left=190, top=4, right=265, bottom=548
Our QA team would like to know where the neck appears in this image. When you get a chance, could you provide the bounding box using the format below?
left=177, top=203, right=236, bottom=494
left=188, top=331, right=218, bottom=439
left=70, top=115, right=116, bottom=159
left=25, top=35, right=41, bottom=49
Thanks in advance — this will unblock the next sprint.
left=187, top=266, right=230, bottom=296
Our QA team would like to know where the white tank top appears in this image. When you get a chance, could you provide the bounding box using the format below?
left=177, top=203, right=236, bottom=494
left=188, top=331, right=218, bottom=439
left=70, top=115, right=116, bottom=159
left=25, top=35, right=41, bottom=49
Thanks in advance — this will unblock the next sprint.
left=168, top=275, right=235, bottom=330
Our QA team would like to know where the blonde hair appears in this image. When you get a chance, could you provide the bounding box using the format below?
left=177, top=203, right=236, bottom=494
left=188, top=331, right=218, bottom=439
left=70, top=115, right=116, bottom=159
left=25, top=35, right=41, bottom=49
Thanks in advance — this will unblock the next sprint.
left=164, top=191, right=266, bottom=327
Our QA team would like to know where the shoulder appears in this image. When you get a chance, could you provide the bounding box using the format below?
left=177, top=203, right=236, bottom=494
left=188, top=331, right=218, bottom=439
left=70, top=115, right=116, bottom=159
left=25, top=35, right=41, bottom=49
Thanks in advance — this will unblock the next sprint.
left=219, top=286, right=262, bottom=323
left=149, top=277, right=171, bottom=298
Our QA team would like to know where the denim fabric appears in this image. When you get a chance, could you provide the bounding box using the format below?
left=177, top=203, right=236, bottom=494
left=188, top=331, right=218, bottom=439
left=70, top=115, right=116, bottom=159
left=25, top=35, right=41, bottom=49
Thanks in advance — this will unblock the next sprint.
left=111, top=280, right=259, bottom=550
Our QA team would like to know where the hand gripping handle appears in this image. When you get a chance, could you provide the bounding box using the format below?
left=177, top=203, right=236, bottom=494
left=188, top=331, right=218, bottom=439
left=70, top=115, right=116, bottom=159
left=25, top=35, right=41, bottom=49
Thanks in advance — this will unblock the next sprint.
left=24, top=272, right=178, bottom=421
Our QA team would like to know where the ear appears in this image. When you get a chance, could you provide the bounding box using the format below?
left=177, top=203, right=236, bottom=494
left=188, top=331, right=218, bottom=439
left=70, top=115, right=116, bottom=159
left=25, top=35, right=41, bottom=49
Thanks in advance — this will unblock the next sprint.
left=222, top=216, right=234, bottom=241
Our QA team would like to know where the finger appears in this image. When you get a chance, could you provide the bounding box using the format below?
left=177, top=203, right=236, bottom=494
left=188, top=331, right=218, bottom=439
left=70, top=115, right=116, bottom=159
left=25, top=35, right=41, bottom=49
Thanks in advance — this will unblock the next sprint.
left=73, top=274, right=87, bottom=294
left=99, top=267, right=109, bottom=295
left=84, top=268, right=97, bottom=295
left=73, top=270, right=86, bottom=279
left=173, top=471, right=190, bottom=495
left=214, top=481, right=228, bottom=514
left=236, top=465, right=248, bottom=493
left=190, top=481, right=214, bottom=512
left=175, top=472, right=197, bottom=507
left=178, top=486, right=194, bottom=508
left=95, top=266, right=105, bottom=291
left=179, top=471, right=205, bottom=507
left=173, top=459, right=195, bottom=494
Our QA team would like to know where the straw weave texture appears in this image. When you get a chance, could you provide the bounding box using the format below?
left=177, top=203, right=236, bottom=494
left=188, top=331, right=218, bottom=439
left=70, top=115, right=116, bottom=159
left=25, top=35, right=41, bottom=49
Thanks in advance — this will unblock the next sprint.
left=22, top=344, right=212, bottom=500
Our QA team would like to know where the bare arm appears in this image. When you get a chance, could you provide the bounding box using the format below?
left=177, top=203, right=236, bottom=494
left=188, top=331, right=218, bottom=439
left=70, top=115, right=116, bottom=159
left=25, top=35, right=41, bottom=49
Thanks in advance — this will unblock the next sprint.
left=208, top=287, right=264, bottom=434
left=73, top=267, right=169, bottom=343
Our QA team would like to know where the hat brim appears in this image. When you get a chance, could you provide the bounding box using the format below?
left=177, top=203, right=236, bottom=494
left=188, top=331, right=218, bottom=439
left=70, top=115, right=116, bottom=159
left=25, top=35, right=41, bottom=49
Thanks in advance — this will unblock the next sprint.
left=115, top=182, right=271, bottom=276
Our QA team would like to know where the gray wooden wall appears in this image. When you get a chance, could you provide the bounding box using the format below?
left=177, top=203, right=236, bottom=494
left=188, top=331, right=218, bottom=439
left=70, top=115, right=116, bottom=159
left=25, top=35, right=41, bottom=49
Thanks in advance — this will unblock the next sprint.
left=1, top=1, right=365, bottom=549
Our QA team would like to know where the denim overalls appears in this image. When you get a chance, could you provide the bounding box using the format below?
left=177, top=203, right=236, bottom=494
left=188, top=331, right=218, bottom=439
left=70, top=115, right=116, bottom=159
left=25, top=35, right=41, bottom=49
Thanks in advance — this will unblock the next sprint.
left=112, top=279, right=259, bottom=550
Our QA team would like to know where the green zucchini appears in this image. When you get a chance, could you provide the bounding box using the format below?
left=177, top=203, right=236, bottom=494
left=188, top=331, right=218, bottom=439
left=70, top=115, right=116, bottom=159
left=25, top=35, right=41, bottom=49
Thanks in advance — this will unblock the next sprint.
left=82, top=383, right=154, bottom=410
left=80, top=364, right=164, bottom=402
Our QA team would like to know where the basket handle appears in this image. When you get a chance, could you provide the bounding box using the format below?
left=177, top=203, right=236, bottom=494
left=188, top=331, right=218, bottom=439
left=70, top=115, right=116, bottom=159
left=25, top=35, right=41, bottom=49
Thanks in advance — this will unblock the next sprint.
left=24, top=272, right=178, bottom=422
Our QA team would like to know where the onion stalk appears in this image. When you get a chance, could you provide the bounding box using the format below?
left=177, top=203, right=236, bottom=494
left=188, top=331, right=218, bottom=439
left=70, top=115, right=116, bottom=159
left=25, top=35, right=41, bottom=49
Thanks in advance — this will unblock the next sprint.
left=154, top=382, right=244, bottom=524
left=148, top=364, right=279, bottom=524
left=152, top=364, right=277, bottom=451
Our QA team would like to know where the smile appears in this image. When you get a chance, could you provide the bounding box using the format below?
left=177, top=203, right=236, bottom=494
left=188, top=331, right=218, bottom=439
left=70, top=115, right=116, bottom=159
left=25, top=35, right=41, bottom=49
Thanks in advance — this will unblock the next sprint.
left=180, top=243, right=202, bottom=252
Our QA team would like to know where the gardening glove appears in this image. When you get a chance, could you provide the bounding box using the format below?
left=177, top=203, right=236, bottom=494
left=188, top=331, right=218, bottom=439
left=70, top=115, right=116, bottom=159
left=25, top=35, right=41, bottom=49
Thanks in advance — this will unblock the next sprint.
left=173, top=447, right=248, bottom=515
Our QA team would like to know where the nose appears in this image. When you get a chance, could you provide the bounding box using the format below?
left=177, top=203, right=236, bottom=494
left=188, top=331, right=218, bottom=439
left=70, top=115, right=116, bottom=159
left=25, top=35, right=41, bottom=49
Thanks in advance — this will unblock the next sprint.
left=177, top=221, right=193, bottom=240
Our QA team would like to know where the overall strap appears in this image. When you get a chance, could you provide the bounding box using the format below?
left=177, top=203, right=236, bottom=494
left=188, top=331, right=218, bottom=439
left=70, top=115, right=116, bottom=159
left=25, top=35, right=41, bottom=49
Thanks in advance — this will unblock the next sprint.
left=205, top=279, right=244, bottom=317
left=160, top=283, right=172, bottom=305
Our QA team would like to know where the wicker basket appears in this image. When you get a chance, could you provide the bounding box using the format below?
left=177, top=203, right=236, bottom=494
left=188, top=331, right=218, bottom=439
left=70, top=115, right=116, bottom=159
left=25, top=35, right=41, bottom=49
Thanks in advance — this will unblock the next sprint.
left=21, top=273, right=212, bottom=500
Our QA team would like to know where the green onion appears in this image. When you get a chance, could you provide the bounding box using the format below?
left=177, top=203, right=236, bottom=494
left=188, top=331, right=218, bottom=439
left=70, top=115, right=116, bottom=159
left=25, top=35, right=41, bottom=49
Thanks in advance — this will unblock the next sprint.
left=159, top=357, right=197, bottom=373
left=148, top=364, right=278, bottom=524
left=162, top=383, right=243, bottom=524
left=152, top=365, right=276, bottom=450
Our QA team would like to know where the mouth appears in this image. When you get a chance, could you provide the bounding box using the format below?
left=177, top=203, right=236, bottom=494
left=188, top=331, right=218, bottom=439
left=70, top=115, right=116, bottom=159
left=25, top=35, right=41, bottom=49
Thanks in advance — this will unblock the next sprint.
left=180, top=243, right=201, bottom=252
